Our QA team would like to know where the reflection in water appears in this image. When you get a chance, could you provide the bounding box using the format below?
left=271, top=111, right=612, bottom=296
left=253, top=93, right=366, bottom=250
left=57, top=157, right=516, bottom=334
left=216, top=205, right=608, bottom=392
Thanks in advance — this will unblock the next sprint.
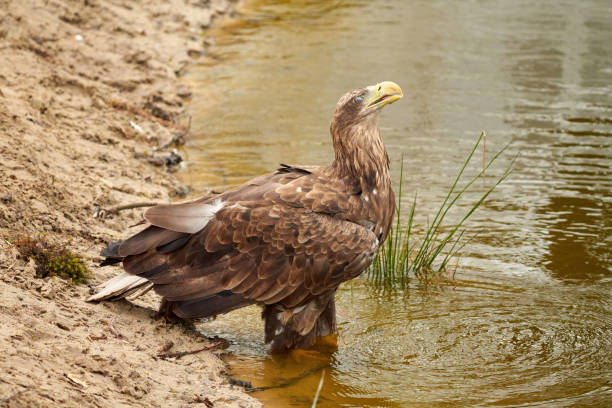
left=181, top=0, right=612, bottom=406
left=541, top=196, right=610, bottom=280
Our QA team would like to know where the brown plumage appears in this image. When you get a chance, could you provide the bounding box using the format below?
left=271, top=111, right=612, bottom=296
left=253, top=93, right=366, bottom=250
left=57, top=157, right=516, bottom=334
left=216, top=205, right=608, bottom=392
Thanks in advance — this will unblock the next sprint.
left=89, top=81, right=403, bottom=353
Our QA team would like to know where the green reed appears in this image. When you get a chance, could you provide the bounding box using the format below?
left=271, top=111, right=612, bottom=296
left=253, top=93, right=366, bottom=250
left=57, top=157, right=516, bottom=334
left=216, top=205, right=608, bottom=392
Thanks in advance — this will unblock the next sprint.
left=368, top=132, right=513, bottom=287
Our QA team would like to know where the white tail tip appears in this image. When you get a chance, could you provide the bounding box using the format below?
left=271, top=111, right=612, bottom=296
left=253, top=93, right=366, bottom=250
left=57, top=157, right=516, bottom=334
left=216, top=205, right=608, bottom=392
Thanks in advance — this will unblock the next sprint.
left=88, top=272, right=152, bottom=302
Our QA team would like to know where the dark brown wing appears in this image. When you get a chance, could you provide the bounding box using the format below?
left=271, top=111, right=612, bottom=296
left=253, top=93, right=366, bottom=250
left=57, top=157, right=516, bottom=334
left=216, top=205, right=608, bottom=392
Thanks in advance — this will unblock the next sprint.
left=119, top=167, right=379, bottom=319
left=127, top=202, right=377, bottom=309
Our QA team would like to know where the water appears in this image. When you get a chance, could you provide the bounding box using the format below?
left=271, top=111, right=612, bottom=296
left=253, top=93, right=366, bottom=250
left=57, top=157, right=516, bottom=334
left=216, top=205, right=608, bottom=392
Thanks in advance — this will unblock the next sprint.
left=179, top=0, right=612, bottom=406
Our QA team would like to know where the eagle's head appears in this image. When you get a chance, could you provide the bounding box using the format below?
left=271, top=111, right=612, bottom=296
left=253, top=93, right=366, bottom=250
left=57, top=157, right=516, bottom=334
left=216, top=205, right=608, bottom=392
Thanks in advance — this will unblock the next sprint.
left=329, top=81, right=402, bottom=181
left=331, top=81, right=403, bottom=133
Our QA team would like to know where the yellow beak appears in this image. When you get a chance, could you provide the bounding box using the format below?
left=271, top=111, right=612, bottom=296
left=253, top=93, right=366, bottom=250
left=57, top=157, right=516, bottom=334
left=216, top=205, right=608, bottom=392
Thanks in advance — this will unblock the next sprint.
left=365, top=81, right=403, bottom=110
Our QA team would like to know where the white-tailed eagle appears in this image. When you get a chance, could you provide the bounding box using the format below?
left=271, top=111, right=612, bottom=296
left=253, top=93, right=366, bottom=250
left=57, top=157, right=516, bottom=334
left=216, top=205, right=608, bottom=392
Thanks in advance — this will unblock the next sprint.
left=89, top=81, right=403, bottom=353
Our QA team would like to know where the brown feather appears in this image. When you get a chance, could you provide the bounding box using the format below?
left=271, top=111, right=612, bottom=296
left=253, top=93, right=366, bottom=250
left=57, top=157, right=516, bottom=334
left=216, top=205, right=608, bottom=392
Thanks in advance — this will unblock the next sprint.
left=119, top=226, right=187, bottom=257
left=144, top=198, right=224, bottom=234
left=172, top=292, right=254, bottom=319
left=260, top=283, right=300, bottom=305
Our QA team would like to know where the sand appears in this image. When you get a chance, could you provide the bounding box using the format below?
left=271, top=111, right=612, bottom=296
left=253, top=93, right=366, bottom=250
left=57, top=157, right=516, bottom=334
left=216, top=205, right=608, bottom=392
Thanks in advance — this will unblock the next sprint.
left=0, top=0, right=260, bottom=406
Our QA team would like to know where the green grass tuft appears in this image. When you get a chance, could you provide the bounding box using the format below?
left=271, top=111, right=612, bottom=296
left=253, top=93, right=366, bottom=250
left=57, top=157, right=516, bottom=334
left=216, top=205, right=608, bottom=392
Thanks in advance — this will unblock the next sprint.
left=368, top=132, right=514, bottom=287
left=12, top=234, right=91, bottom=284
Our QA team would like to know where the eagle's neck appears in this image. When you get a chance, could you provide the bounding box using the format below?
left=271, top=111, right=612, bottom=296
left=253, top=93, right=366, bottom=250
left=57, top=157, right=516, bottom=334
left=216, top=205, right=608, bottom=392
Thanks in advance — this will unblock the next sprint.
left=330, top=114, right=391, bottom=189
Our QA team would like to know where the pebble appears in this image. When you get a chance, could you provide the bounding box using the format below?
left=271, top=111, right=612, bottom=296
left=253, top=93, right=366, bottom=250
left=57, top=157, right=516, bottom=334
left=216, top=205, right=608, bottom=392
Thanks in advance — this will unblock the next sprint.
left=55, top=320, right=71, bottom=331
left=173, top=185, right=190, bottom=197
left=177, top=85, right=192, bottom=99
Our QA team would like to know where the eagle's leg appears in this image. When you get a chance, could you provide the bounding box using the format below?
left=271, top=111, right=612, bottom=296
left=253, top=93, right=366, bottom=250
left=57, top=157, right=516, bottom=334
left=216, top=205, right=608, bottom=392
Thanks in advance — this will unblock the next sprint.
left=157, top=298, right=176, bottom=319
left=157, top=298, right=196, bottom=330
left=289, top=296, right=338, bottom=362
left=312, top=295, right=338, bottom=349
left=264, top=293, right=338, bottom=354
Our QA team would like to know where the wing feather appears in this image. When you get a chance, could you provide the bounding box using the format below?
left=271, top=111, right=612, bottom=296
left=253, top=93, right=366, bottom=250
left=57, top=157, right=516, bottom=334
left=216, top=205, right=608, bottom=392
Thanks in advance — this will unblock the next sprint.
left=257, top=249, right=289, bottom=279
left=145, top=198, right=224, bottom=234
left=259, top=283, right=300, bottom=304
left=119, top=226, right=187, bottom=257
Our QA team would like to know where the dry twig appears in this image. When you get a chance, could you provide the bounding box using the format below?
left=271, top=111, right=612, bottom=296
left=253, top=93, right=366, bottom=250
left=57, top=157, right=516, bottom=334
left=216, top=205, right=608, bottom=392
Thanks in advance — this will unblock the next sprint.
left=159, top=341, right=174, bottom=353
left=100, top=319, right=123, bottom=338
left=192, top=394, right=214, bottom=406
left=93, top=202, right=159, bottom=218
left=0, top=389, right=28, bottom=404
left=155, top=133, right=184, bottom=151
left=155, top=116, right=190, bottom=151
left=105, top=99, right=186, bottom=131
left=157, top=341, right=223, bottom=360
left=65, top=373, right=88, bottom=389
left=87, top=333, right=107, bottom=341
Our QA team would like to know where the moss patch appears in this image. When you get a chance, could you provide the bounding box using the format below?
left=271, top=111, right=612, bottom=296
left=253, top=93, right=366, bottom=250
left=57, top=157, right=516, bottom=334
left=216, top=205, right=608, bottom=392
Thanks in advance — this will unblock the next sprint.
left=12, top=234, right=91, bottom=284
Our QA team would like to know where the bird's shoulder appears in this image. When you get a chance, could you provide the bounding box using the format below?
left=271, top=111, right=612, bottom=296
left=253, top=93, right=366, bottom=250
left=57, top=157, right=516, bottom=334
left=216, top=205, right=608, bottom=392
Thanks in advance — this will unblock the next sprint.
left=218, top=164, right=360, bottom=214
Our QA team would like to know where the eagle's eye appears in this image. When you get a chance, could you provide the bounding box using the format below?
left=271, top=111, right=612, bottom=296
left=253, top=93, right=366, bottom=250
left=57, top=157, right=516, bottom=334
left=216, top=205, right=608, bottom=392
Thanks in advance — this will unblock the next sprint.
left=353, top=96, right=363, bottom=104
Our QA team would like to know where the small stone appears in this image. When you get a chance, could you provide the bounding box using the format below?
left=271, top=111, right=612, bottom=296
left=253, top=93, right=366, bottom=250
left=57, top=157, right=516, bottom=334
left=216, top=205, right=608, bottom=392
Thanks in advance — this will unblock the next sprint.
left=147, top=150, right=183, bottom=167
left=125, top=50, right=152, bottom=65
left=143, top=102, right=172, bottom=121
left=0, top=193, right=13, bottom=202
left=147, top=155, right=165, bottom=167
left=187, top=48, right=206, bottom=58
left=41, top=282, right=56, bottom=299
left=173, top=185, right=190, bottom=197
left=164, top=150, right=183, bottom=166
left=177, top=85, right=192, bottom=99
left=56, top=320, right=71, bottom=331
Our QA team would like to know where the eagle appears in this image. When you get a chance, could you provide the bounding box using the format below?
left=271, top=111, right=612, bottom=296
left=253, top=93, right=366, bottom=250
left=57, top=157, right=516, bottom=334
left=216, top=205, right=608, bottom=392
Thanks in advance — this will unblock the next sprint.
left=89, top=81, right=403, bottom=353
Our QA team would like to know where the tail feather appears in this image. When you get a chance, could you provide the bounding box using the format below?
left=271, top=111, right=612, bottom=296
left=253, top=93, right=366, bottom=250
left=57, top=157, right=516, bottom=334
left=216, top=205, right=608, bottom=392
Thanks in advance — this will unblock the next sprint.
left=172, top=291, right=254, bottom=319
left=90, top=197, right=224, bottom=308
left=100, top=257, right=122, bottom=267
left=88, top=272, right=152, bottom=302
left=119, top=226, right=187, bottom=257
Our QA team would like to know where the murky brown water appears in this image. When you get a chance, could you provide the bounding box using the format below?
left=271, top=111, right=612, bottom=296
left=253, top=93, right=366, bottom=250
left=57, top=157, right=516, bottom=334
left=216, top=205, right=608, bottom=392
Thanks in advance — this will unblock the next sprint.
left=180, top=0, right=612, bottom=406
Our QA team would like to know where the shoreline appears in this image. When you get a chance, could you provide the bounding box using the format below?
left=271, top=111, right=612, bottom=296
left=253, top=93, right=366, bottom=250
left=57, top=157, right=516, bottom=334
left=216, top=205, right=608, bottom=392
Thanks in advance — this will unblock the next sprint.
left=0, top=0, right=260, bottom=406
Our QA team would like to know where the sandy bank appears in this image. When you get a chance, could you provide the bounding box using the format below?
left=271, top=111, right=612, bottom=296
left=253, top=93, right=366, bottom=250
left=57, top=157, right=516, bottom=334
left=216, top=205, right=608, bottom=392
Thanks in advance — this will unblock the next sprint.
left=0, top=0, right=259, bottom=406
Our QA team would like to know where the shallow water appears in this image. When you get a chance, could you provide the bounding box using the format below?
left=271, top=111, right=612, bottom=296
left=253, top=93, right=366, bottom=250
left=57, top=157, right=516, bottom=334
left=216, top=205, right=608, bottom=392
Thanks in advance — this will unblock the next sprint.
left=180, top=0, right=612, bottom=406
